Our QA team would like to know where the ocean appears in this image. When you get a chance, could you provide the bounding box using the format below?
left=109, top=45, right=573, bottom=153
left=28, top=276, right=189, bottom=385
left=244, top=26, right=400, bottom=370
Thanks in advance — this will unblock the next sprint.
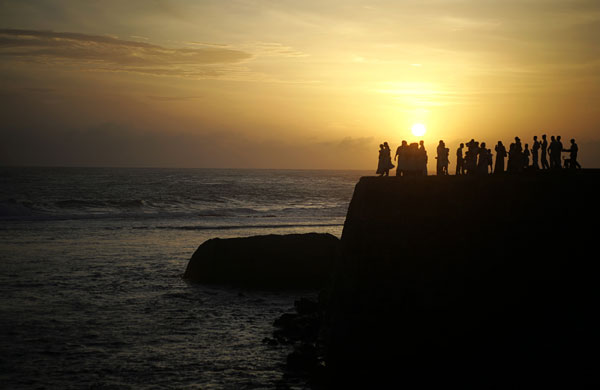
left=0, top=167, right=367, bottom=389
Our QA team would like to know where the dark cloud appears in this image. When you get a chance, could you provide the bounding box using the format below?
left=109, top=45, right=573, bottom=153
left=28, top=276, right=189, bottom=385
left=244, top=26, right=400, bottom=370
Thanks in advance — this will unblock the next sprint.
left=0, top=29, right=253, bottom=78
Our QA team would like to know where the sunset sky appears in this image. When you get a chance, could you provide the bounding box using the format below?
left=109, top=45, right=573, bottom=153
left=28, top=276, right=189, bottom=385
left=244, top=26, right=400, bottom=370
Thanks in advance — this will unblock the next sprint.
left=1, top=0, right=599, bottom=169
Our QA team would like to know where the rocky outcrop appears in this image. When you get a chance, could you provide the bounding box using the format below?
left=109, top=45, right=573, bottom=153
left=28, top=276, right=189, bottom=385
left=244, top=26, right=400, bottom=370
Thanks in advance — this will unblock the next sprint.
left=183, top=233, right=340, bottom=288
left=323, top=171, right=600, bottom=387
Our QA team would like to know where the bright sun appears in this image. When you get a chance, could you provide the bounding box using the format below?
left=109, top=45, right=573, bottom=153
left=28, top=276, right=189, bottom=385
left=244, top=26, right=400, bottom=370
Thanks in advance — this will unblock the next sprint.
left=411, top=123, right=426, bottom=137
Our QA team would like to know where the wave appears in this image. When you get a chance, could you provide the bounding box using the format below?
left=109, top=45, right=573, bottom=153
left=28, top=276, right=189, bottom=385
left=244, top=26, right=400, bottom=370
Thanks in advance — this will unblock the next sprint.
left=133, top=222, right=344, bottom=231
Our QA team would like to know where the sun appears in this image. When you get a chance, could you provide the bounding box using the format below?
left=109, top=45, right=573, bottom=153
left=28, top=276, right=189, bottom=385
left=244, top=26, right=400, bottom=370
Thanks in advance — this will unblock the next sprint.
left=411, top=123, right=426, bottom=137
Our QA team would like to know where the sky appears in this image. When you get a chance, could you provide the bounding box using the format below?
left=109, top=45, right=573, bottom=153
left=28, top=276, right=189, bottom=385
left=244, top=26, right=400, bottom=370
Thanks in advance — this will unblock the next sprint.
left=1, top=0, right=599, bottom=169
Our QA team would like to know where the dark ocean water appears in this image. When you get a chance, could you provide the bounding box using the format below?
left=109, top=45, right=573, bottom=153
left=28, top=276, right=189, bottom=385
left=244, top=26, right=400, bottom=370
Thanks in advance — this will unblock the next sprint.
left=0, top=167, right=367, bottom=389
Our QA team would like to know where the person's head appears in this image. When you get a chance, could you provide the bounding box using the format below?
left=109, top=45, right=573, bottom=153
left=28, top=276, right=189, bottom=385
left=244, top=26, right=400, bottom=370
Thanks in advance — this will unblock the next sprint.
left=460, top=143, right=464, bottom=147
left=515, top=136, right=520, bottom=142
left=402, top=140, right=407, bottom=146
left=525, top=143, right=529, bottom=149
left=419, top=140, right=424, bottom=146
left=474, top=141, right=479, bottom=147
left=534, top=136, right=538, bottom=141
left=481, top=142, right=486, bottom=148
left=557, top=136, right=561, bottom=141
left=542, top=134, right=547, bottom=139
left=439, top=140, right=444, bottom=145
left=498, top=141, right=503, bottom=146
left=571, top=138, right=576, bottom=144
left=551, top=136, right=555, bottom=141
left=383, top=141, right=389, bottom=148
left=379, top=144, right=383, bottom=149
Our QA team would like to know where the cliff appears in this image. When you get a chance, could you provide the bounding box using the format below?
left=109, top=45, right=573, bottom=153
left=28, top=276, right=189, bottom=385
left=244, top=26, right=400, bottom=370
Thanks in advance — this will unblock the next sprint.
left=324, top=171, right=600, bottom=386
left=183, top=233, right=340, bottom=289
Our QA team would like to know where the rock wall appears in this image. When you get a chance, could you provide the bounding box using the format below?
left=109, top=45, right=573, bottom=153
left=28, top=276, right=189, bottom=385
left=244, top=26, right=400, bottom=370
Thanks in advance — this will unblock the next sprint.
left=183, top=233, right=340, bottom=289
left=324, top=171, right=600, bottom=386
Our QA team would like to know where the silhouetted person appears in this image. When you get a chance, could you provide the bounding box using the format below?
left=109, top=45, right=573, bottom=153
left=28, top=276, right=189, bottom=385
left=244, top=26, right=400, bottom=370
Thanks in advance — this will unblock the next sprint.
left=456, top=143, right=464, bottom=175
left=465, top=139, right=479, bottom=174
left=406, top=142, right=420, bottom=176
left=523, top=143, right=530, bottom=169
left=563, top=138, right=581, bottom=169
left=507, top=143, right=515, bottom=172
left=419, top=140, right=428, bottom=176
left=380, top=142, right=394, bottom=176
left=540, top=134, right=549, bottom=169
left=556, top=136, right=564, bottom=169
left=494, top=141, right=506, bottom=174
left=549, top=136, right=560, bottom=169
left=376, top=144, right=385, bottom=176
left=477, top=142, right=490, bottom=174
left=532, top=136, right=540, bottom=169
left=395, top=140, right=408, bottom=176
left=514, top=137, right=523, bottom=172
left=436, top=140, right=449, bottom=175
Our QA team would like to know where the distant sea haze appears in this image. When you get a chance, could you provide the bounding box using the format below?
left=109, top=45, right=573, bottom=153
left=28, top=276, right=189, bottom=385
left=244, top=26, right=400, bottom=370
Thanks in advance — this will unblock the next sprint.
left=0, top=167, right=366, bottom=389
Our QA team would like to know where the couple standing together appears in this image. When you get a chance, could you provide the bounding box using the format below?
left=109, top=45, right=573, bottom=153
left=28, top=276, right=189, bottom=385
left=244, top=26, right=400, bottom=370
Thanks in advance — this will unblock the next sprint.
left=376, top=141, right=428, bottom=176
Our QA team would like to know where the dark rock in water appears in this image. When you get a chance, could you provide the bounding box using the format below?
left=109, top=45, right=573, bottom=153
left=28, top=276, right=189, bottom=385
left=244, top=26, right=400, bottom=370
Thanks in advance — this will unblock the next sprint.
left=183, top=233, right=340, bottom=288
left=323, top=171, right=600, bottom=387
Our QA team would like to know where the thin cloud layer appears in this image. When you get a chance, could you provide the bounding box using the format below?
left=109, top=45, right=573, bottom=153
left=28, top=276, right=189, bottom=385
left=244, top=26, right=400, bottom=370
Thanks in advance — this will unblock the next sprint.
left=0, top=29, right=253, bottom=78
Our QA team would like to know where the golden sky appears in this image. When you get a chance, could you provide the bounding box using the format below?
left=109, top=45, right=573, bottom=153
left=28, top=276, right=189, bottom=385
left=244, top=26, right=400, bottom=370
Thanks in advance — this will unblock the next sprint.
left=1, top=0, right=599, bottom=169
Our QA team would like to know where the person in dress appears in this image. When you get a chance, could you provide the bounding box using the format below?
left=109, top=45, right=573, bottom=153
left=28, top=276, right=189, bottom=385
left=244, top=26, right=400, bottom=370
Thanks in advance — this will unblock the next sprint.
left=494, top=141, right=506, bottom=174
left=419, top=140, right=428, bottom=175
left=376, top=144, right=385, bottom=176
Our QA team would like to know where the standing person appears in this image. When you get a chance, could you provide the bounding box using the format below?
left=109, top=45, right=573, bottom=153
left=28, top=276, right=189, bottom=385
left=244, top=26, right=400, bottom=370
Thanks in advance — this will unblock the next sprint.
left=419, top=140, right=428, bottom=176
left=436, top=140, right=448, bottom=175
left=382, top=142, right=394, bottom=176
left=523, top=144, right=531, bottom=169
left=407, top=142, right=420, bottom=176
left=376, top=144, right=385, bottom=176
left=477, top=142, right=490, bottom=174
left=494, top=141, right=507, bottom=174
left=465, top=139, right=479, bottom=174
left=395, top=140, right=408, bottom=176
left=456, top=143, right=464, bottom=175
left=563, top=139, right=581, bottom=169
left=549, top=136, right=557, bottom=169
left=540, top=134, right=549, bottom=169
left=556, top=136, right=564, bottom=169
left=532, top=136, right=540, bottom=169
left=514, top=137, right=523, bottom=172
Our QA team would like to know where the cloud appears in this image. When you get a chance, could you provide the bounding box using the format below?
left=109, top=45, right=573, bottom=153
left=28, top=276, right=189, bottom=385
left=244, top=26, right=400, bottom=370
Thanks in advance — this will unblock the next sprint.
left=0, top=29, right=253, bottom=78
left=0, top=122, right=376, bottom=169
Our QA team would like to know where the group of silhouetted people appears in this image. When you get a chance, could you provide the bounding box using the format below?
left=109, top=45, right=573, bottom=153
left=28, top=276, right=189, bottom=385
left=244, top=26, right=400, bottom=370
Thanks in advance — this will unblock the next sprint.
left=376, top=141, right=429, bottom=176
left=377, top=135, right=581, bottom=176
